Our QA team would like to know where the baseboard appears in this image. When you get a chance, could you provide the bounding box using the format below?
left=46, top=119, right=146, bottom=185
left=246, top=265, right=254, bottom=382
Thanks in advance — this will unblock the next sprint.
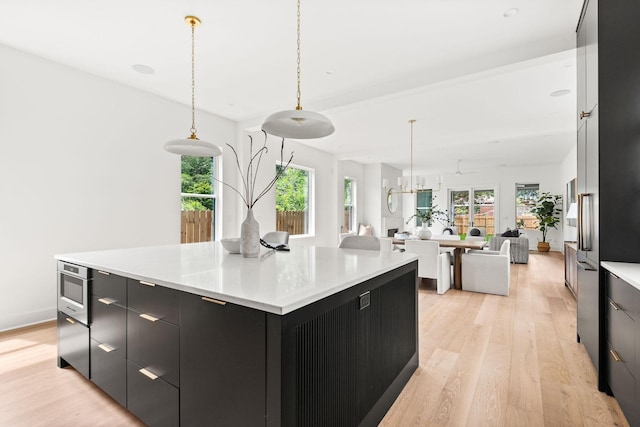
left=0, top=307, right=57, bottom=333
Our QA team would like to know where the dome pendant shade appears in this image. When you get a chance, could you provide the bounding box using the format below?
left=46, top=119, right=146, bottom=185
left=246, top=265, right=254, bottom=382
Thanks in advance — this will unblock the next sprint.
left=262, top=109, right=335, bottom=139
left=164, top=15, right=222, bottom=158
left=164, top=134, right=223, bottom=157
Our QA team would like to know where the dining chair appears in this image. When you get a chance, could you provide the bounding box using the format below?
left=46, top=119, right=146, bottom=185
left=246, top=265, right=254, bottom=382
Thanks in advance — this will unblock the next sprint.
left=338, top=236, right=381, bottom=251
left=461, top=240, right=510, bottom=296
left=404, top=240, right=452, bottom=294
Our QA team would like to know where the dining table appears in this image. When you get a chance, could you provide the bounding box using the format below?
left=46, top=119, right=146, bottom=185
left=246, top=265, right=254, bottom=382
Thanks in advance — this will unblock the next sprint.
left=393, top=237, right=488, bottom=290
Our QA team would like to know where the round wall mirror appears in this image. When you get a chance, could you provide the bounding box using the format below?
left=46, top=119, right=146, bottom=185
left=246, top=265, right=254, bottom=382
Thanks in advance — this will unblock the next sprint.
left=387, top=189, right=398, bottom=213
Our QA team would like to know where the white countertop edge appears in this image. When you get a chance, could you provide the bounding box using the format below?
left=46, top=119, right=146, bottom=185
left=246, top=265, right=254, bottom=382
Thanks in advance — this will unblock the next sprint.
left=601, top=261, right=640, bottom=291
left=55, top=250, right=418, bottom=316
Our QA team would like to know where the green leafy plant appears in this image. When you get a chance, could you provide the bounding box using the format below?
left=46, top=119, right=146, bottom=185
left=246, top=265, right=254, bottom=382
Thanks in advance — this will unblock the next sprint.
left=530, top=192, right=562, bottom=243
left=406, top=205, right=447, bottom=226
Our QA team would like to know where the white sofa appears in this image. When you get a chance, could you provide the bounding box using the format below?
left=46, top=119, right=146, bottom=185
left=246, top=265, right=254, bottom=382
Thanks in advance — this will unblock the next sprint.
left=404, top=240, right=452, bottom=294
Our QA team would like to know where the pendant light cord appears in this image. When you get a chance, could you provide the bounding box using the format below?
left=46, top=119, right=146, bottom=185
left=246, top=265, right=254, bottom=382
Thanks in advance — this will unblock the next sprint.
left=296, top=0, right=302, bottom=110
left=409, top=119, right=415, bottom=192
left=190, top=19, right=197, bottom=137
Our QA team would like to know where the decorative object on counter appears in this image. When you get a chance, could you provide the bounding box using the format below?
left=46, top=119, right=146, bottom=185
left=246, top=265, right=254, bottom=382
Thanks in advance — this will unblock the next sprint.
left=261, top=0, right=334, bottom=139
left=214, top=131, right=293, bottom=257
left=164, top=16, right=222, bottom=157
left=530, top=192, right=562, bottom=252
left=220, top=238, right=241, bottom=254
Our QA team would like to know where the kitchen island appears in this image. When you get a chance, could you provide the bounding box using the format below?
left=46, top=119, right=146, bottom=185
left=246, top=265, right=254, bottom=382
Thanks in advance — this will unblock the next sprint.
left=56, top=242, right=419, bottom=427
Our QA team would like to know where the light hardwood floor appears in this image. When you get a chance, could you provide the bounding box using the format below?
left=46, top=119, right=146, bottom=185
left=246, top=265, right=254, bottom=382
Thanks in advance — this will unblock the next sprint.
left=0, top=252, right=629, bottom=426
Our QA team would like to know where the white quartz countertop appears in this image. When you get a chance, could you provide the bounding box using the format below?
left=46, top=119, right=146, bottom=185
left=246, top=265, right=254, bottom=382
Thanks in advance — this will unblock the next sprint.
left=56, top=243, right=418, bottom=315
left=601, top=261, right=640, bottom=292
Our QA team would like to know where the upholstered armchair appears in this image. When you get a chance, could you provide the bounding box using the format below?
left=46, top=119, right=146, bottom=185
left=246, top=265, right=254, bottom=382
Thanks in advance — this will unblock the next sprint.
left=461, top=240, right=510, bottom=296
left=404, top=240, right=452, bottom=294
left=489, top=235, right=529, bottom=263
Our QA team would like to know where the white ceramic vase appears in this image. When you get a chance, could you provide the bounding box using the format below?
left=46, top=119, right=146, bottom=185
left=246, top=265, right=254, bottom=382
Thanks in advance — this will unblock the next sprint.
left=241, top=208, right=260, bottom=258
left=417, top=224, right=432, bottom=240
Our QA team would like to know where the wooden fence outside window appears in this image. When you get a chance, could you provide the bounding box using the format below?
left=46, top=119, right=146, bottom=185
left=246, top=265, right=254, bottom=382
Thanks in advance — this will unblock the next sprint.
left=181, top=210, right=213, bottom=243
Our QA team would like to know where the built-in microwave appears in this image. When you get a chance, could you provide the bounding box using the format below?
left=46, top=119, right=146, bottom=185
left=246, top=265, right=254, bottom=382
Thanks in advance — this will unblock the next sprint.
left=57, top=261, right=90, bottom=325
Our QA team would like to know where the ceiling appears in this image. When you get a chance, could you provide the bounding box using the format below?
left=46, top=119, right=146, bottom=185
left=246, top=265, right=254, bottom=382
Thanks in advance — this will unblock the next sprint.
left=0, top=0, right=584, bottom=175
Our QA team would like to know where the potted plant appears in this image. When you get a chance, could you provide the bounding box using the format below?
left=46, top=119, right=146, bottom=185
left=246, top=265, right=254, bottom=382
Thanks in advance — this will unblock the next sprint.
left=530, top=192, right=562, bottom=252
left=406, top=205, right=446, bottom=239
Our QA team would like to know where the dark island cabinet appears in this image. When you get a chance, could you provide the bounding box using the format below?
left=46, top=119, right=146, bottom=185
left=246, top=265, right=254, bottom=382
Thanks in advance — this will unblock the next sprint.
left=57, top=312, right=89, bottom=379
left=90, top=270, right=127, bottom=406
left=605, top=271, right=640, bottom=427
left=126, top=278, right=180, bottom=426
left=180, top=293, right=266, bottom=426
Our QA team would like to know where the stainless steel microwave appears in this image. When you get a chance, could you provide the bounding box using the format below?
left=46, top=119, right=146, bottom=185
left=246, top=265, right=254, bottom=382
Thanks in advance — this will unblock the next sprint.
left=57, top=261, right=90, bottom=325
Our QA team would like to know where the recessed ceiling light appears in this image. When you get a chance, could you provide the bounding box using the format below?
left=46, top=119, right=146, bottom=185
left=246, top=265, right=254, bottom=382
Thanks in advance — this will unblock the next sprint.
left=132, top=64, right=155, bottom=75
left=326, top=70, right=335, bottom=75
left=488, top=140, right=501, bottom=145
left=550, top=89, right=571, bottom=97
left=503, top=8, right=519, bottom=18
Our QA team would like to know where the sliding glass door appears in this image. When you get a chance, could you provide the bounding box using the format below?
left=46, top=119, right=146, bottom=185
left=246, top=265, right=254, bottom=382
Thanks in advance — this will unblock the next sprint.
left=449, top=188, right=496, bottom=236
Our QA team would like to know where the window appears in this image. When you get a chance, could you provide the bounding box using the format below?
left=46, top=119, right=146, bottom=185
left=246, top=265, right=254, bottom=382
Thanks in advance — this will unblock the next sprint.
left=181, top=156, right=216, bottom=242
left=275, top=165, right=313, bottom=236
left=449, top=188, right=496, bottom=235
left=343, top=178, right=356, bottom=233
left=516, top=183, right=539, bottom=229
left=415, top=190, right=433, bottom=227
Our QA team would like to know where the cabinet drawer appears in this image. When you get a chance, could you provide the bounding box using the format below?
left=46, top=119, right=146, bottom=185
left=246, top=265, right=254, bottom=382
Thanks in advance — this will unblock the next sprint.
left=127, top=360, right=178, bottom=427
left=607, top=343, right=636, bottom=424
left=127, top=279, right=179, bottom=325
left=92, top=270, right=127, bottom=305
left=607, top=273, right=638, bottom=320
left=91, top=295, right=126, bottom=351
left=57, top=312, right=89, bottom=379
left=127, top=310, right=179, bottom=387
left=607, top=298, right=635, bottom=369
left=91, top=338, right=126, bottom=406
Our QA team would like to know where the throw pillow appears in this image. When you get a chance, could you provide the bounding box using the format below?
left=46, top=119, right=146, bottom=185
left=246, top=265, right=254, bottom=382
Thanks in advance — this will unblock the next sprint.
left=469, top=228, right=481, bottom=236
left=358, top=224, right=372, bottom=236
left=501, top=229, right=519, bottom=237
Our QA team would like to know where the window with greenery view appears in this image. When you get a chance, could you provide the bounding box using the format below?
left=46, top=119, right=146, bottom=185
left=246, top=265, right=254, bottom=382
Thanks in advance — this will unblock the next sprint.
left=516, top=183, right=539, bottom=229
left=343, top=178, right=355, bottom=233
left=415, top=190, right=433, bottom=227
left=275, top=165, right=311, bottom=235
left=181, top=156, right=215, bottom=241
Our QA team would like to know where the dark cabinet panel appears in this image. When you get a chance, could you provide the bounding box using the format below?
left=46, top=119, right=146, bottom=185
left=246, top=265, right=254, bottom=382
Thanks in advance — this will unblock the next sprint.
left=180, top=293, right=266, bottom=427
left=127, top=311, right=179, bottom=387
left=91, top=295, right=126, bottom=351
left=577, top=259, right=599, bottom=372
left=91, top=338, right=126, bottom=406
left=57, top=311, right=90, bottom=379
left=127, top=360, right=178, bottom=427
left=127, top=279, right=179, bottom=325
left=92, top=270, right=127, bottom=306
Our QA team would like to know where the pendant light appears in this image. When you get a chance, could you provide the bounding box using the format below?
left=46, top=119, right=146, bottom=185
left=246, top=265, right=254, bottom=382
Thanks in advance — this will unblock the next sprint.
left=262, top=0, right=334, bottom=139
left=395, top=119, right=426, bottom=194
left=164, top=16, right=222, bottom=157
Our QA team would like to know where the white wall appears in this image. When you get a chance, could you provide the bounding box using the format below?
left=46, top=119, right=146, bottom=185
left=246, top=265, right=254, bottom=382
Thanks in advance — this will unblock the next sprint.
left=0, top=44, right=236, bottom=331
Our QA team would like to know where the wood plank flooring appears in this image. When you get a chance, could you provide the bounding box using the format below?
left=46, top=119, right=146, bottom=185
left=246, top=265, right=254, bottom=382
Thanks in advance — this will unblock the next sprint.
left=0, top=252, right=629, bottom=426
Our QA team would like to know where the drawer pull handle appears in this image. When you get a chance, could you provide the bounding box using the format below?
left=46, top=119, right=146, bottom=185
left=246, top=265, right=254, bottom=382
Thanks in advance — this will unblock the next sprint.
left=98, top=298, right=114, bottom=305
left=139, top=368, right=158, bottom=380
left=579, top=110, right=591, bottom=120
left=97, top=270, right=110, bottom=276
left=609, top=300, right=620, bottom=311
left=98, top=343, right=114, bottom=353
left=65, top=317, right=76, bottom=325
left=140, top=313, right=159, bottom=322
left=202, top=296, right=227, bottom=306
left=610, top=349, right=622, bottom=362
left=139, top=280, right=156, bottom=287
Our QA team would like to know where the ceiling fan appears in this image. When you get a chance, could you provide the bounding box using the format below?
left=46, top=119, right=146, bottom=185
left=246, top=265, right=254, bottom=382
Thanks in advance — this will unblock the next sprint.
left=453, top=159, right=478, bottom=176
